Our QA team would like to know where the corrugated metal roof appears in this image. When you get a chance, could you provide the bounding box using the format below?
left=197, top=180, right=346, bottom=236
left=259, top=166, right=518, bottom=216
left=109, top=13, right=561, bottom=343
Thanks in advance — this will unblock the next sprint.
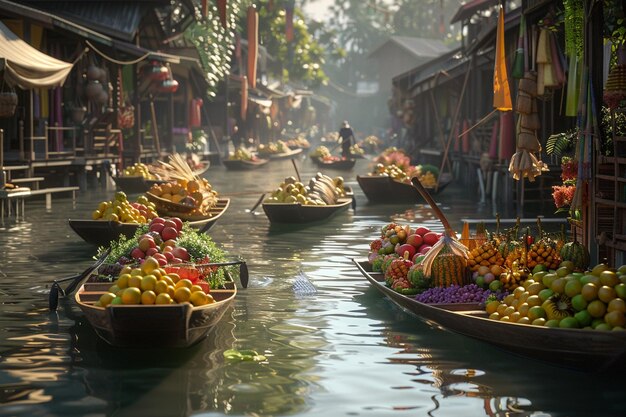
left=369, top=36, right=450, bottom=59
left=22, top=1, right=150, bottom=41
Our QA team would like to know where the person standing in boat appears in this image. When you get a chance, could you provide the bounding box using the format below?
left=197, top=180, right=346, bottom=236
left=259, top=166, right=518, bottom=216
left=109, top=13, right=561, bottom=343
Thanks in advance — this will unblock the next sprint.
left=338, top=120, right=355, bottom=158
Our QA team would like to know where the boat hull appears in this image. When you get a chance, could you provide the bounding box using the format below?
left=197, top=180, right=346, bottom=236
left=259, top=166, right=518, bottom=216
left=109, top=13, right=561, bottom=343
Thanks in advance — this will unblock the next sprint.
left=262, top=197, right=352, bottom=223
left=222, top=158, right=269, bottom=170
left=353, top=259, right=626, bottom=371
left=113, top=176, right=165, bottom=194
left=356, top=174, right=451, bottom=203
left=69, top=219, right=139, bottom=246
left=310, top=156, right=356, bottom=171
left=75, top=281, right=236, bottom=348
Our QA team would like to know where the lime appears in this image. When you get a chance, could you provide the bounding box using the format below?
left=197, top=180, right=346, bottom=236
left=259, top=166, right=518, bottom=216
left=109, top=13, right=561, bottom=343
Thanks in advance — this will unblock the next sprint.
left=545, top=319, right=560, bottom=328
left=564, top=280, right=582, bottom=297
left=556, top=266, right=570, bottom=278
left=538, top=288, right=554, bottom=302
left=574, top=310, right=592, bottom=327
left=110, top=296, right=123, bottom=305
left=559, top=317, right=579, bottom=328
left=542, top=273, right=557, bottom=289
left=532, top=264, right=547, bottom=274
left=528, top=306, right=546, bottom=321
left=571, top=294, right=588, bottom=311
left=489, top=280, right=503, bottom=292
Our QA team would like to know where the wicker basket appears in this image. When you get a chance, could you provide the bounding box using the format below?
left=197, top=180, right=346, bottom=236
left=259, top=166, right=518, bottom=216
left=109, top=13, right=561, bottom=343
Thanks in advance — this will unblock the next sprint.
left=518, top=72, right=537, bottom=96
left=0, top=92, right=17, bottom=118
left=145, top=192, right=196, bottom=213
left=516, top=91, right=533, bottom=114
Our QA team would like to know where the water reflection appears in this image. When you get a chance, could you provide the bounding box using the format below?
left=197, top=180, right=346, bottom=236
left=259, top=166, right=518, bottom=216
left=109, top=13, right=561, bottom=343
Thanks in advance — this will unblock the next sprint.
left=0, top=158, right=625, bottom=417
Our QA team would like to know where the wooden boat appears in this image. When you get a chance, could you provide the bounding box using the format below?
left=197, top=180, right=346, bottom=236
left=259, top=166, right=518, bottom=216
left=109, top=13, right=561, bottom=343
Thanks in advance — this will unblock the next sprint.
left=267, top=147, right=303, bottom=161
left=353, top=259, right=626, bottom=371
left=75, top=280, right=236, bottom=348
left=112, top=176, right=166, bottom=194
left=68, top=219, right=140, bottom=247
left=69, top=199, right=230, bottom=245
left=357, top=173, right=452, bottom=203
left=262, top=197, right=352, bottom=224
left=310, top=156, right=356, bottom=171
left=222, top=158, right=269, bottom=170
left=157, top=198, right=230, bottom=233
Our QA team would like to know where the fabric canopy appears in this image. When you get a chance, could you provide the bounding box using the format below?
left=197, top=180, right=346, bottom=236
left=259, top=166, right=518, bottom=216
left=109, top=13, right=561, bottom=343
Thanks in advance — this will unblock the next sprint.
left=0, top=21, right=73, bottom=89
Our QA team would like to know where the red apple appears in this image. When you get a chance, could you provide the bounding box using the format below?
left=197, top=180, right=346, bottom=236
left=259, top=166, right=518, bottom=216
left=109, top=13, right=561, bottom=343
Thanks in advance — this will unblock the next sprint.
left=130, top=247, right=145, bottom=259
left=169, top=217, right=183, bottom=231
left=395, top=243, right=416, bottom=259
left=151, top=217, right=166, bottom=225
left=149, top=222, right=165, bottom=234
left=423, top=232, right=440, bottom=246
left=163, top=219, right=177, bottom=229
left=163, top=251, right=175, bottom=261
left=161, top=226, right=179, bottom=241
left=171, top=246, right=190, bottom=261
left=406, top=234, right=423, bottom=248
left=418, top=244, right=432, bottom=254
left=415, top=226, right=431, bottom=236
left=145, top=247, right=159, bottom=257
left=138, top=237, right=156, bottom=252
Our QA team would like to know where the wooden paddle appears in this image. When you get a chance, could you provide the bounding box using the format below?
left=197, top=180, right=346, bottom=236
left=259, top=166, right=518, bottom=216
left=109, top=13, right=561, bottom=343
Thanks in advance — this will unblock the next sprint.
left=410, top=177, right=456, bottom=238
left=49, top=249, right=111, bottom=311
left=199, top=260, right=249, bottom=288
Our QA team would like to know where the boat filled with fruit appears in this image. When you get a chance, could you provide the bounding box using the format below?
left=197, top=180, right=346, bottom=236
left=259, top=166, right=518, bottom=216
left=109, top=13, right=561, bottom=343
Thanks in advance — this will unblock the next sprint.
left=309, top=146, right=356, bottom=170
left=69, top=192, right=159, bottom=246
left=146, top=176, right=228, bottom=233
left=357, top=148, right=451, bottom=202
left=355, top=212, right=626, bottom=370
left=71, top=159, right=227, bottom=245
left=257, top=140, right=303, bottom=160
left=262, top=173, right=353, bottom=223
left=74, top=215, right=245, bottom=348
left=112, top=154, right=209, bottom=194
left=223, top=147, right=269, bottom=170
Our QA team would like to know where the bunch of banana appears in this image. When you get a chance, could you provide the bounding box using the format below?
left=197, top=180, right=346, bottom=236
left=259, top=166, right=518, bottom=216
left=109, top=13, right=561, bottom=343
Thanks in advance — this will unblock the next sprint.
left=308, top=173, right=346, bottom=205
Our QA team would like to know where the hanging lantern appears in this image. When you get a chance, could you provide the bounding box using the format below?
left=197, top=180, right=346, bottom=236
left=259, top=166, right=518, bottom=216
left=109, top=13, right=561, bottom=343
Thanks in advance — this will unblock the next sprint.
left=247, top=5, right=258, bottom=89
left=144, top=61, right=170, bottom=81
left=158, top=78, right=179, bottom=94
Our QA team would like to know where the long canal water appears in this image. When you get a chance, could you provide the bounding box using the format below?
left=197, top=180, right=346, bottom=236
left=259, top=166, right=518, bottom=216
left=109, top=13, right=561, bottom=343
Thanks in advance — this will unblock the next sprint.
left=0, top=156, right=624, bottom=417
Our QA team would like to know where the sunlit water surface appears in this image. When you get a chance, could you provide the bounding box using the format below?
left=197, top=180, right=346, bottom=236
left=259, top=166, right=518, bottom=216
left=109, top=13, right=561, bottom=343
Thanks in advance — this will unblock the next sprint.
left=0, top=158, right=624, bottom=417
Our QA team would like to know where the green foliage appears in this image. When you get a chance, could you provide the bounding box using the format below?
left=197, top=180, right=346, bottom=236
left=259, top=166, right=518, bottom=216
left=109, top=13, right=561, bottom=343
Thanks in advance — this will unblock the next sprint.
left=563, top=0, right=584, bottom=56
left=184, top=1, right=243, bottom=98
left=545, top=129, right=579, bottom=157
left=242, top=1, right=327, bottom=86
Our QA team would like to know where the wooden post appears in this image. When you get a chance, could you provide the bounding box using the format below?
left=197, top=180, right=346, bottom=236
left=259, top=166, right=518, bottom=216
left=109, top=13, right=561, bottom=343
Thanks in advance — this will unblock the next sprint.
left=149, top=98, right=161, bottom=156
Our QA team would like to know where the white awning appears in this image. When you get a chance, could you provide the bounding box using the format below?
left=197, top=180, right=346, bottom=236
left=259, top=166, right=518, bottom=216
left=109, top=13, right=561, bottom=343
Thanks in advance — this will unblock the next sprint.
left=0, top=21, right=73, bottom=89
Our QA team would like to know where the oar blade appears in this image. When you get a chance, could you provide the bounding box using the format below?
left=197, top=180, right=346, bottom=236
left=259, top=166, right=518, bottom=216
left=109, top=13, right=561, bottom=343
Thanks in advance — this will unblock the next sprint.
left=239, top=262, right=249, bottom=288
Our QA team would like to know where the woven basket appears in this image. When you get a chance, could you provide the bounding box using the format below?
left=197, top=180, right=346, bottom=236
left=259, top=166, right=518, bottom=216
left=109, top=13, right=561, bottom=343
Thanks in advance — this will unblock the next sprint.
left=0, top=92, right=17, bottom=118
left=516, top=91, right=533, bottom=114
left=518, top=72, right=537, bottom=96
left=520, top=112, right=540, bottom=130
left=145, top=192, right=196, bottom=213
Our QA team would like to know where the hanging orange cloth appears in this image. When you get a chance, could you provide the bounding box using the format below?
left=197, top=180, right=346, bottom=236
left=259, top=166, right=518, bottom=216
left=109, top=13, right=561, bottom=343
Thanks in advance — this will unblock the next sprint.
left=247, top=6, right=258, bottom=89
left=493, top=6, right=512, bottom=111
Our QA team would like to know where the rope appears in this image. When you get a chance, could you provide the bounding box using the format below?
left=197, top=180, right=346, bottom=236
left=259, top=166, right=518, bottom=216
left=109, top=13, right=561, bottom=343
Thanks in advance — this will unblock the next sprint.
left=86, top=40, right=151, bottom=65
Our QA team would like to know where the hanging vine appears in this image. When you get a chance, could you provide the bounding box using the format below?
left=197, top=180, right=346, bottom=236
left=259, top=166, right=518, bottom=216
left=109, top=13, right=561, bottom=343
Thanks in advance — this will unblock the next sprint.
left=563, top=0, right=584, bottom=57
